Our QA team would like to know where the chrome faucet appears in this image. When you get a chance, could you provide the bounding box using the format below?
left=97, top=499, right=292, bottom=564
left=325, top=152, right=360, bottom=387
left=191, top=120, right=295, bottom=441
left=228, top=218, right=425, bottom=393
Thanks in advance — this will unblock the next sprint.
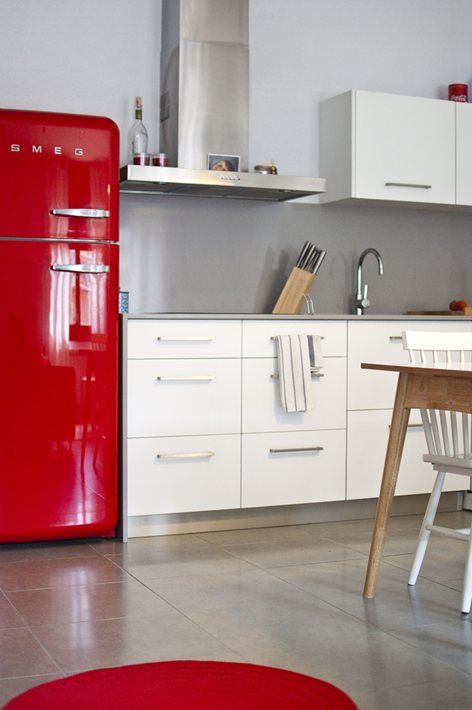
left=355, top=248, right=384, bottom=315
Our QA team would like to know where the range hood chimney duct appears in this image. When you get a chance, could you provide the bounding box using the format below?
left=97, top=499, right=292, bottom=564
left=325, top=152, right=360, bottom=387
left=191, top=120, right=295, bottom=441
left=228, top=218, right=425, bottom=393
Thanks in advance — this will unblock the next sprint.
left=160, top=0, right=249, bottom=170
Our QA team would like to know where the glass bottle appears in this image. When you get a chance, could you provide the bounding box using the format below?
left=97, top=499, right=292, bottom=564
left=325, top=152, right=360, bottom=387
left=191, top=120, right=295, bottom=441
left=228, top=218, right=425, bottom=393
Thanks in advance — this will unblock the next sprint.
left=129, top=96, right=148, bottom=163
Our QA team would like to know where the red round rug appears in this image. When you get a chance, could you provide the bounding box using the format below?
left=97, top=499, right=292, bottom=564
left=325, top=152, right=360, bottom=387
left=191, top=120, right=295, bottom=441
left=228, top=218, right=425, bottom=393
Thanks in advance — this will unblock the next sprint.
left=4, top=661, right=357, bottom=709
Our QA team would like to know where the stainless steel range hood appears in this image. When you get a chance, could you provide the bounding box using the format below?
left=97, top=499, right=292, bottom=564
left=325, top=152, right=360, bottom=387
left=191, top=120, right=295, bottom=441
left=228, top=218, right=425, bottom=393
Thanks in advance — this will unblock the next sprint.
left=119, top=0, right=326, bottom=201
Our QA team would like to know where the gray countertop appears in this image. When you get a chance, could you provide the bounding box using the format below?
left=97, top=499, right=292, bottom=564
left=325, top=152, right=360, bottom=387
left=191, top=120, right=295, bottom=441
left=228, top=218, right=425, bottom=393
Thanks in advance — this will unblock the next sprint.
left=124, top=313, right=472, bottom=321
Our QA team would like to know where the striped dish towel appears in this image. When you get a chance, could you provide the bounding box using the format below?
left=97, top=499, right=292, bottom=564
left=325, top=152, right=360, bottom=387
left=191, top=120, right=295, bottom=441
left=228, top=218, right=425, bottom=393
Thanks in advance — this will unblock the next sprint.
left=274, top=334, right=324, bottom=413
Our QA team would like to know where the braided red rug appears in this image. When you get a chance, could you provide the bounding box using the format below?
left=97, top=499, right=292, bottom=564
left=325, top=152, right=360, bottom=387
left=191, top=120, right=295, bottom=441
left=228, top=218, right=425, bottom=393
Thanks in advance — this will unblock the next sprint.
left=4, top=661, right=357, bottom=709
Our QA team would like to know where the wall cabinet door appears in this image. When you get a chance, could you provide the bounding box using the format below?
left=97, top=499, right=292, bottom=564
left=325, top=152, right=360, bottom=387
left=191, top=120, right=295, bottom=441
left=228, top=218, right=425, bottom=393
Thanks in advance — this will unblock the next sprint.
left=320, top=91, right=455, bottom=205
left=242, top=429, right=346, bottom=508
left=347, top=410, right=469, bottom=499
left=456, top=103, right=472, bottom=206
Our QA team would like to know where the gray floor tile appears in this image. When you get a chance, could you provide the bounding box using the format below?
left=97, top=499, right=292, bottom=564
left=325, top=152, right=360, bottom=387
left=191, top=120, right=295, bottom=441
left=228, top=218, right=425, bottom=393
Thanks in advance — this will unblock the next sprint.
left=146, top=568, right=326, bottom=614
left=216, top=537, right=366, bottom=569
left=0, top=674, right=64, bottom=707
left=88, top=533, right=203, bottom=557
left=0, top=540, right=100, bottom=563
left=33, top=613, right=237, bottom=673
left=384, top=538, right=468, bottom=583
left=186, top=598, right=466, bottom=700
left=271, top=558, right=463, bottom=632
left=323, top=526, right=423, bottom=557
left=0, top=628, right=59, bottom=679
left=197, top=525, right=319, bottom=546
left=0, top=592, right=25, bottom=630
left=390, top=619, right=472, bottom=675
left=0, top=556, right=127, bottom=592
left=6, top=580, right=175, bottom=626
left=354, top=676, right=472, bottom=710
left=109, top=541, right=253, bottom=581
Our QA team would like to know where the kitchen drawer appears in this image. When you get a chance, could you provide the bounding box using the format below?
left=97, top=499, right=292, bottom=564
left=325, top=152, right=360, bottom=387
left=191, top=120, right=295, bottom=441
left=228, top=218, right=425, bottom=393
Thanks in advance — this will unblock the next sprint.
left=242, top=320, right=347, bottom=358
left=128, top=434, right=240, bottom=515
left=348, top=320, right=472, bottom=410
left=242, top=430, right=346, bottom=508
left=128, top=359, right=241, bottom=437
left=347, top=409, right=469, bottom=500
left=242, top=357, right=346, bottom=433
left=128, top=319, right=242, bottom=359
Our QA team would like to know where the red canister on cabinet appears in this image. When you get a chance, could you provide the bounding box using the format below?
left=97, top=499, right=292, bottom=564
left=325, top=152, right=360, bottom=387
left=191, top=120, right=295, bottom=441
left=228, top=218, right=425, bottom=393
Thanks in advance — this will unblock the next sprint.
left=448, top=83, right=468, bottom=102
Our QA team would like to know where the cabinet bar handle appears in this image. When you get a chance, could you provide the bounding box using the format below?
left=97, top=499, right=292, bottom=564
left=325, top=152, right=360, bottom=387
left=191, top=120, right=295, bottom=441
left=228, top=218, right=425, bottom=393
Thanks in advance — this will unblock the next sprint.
left=156, top=336, right=215, bottom=342
left=385, top=182, right=432, bottom=189
left=271, top=371, right=324, bottom=379
left=269, top=446, right=324, bottom=454
left=156, top=451, right=215, bottom=460
left=156, top=375, right=215, bottom=381
left=389, top=336, right=403, bottom=341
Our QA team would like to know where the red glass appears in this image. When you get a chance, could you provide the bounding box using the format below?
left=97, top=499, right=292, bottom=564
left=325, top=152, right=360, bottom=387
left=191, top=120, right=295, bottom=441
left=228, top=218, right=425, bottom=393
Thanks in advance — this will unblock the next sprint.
left=0, top=240, right=118, bottom=542
left=448, top=83, right=468, bottom=102
left=0, top=109, right=119, bottom=241
left=152, top=152, right=169, bottom=167
left=133, top=152, right=150, bottom=165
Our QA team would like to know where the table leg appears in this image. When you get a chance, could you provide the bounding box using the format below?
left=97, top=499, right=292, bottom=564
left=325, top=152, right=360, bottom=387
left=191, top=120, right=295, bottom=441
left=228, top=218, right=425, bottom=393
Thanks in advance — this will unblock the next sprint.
left=363, top=372, right=411, bottom=598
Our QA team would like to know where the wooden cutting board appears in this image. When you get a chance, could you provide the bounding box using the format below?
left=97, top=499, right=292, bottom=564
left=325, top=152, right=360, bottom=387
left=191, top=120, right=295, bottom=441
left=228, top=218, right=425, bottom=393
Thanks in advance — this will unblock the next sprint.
left=405, top=307, right=472, bottom=316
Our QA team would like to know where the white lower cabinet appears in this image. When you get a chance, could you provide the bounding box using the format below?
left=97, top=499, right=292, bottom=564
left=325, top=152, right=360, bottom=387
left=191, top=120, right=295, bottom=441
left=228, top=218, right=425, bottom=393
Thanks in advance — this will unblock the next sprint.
left=242, top=430, right=346, bottom=508
left=128, top=434, right=241, bottom=515
left=242, top=357, right=346, bottom=432
left=347, top=410, right=469, bottom=499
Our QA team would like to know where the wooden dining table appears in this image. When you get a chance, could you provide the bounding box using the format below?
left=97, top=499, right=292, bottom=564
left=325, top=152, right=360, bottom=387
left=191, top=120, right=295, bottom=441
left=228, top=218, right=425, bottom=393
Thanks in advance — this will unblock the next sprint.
left=362, top=361, right=472, bottom=598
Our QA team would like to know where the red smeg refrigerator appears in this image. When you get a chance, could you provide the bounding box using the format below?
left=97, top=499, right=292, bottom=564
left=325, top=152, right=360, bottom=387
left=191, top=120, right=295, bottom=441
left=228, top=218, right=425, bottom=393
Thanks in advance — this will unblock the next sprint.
left=0, top=108, right=119, bottom=542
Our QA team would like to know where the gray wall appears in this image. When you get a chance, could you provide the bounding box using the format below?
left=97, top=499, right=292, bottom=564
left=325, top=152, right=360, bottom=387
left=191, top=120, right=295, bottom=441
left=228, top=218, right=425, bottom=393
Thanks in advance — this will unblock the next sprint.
left=2, top=0, right=472, bottom=314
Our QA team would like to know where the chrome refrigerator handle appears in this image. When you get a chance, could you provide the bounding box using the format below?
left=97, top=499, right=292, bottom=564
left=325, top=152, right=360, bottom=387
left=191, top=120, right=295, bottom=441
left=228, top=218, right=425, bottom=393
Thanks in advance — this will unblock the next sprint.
left=50, top=264, right=110, bottom=273
left=50, top=208, right=110, bottom=218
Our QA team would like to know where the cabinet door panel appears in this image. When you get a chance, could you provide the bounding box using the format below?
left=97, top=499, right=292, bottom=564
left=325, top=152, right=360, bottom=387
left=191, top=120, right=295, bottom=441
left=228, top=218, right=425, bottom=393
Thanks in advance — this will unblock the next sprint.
left=128, top=434, right=240, bottom=515
left=128, top=319, right=241, bottom=359
left=128, top=358, right=241, bottom=437
left=347, top=410, right=469, bottom=499
left=348, top=321, right=472, bottom=411
left=355, top=92, right=455, bottom=204
left=242, top=430, right=346, bottom=508
left=242, top=357, right=346, bottom=433
left=242, top=321, right=347, bottom=357
left=456, top=103, right=472, bottom=206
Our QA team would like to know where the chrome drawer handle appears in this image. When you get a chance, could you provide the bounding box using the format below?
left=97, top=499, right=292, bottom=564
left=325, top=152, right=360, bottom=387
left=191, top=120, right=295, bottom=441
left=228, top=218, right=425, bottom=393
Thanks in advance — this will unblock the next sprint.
left=385, top=182, right=432, bottom=189
left=156, top=375, right=215, bottom=381
left=156, top=451, right=215, bottom=460
left=271, top=371, right=324, bottom=379
left=389, top=336, right=403, bottom=341
left=156, top=336, right=215, bottom=342
left=51, top=264, right=110, bottom=273
left=269, top=446, right=324, bottom=454
left=50, top=208, right=110, bottom=218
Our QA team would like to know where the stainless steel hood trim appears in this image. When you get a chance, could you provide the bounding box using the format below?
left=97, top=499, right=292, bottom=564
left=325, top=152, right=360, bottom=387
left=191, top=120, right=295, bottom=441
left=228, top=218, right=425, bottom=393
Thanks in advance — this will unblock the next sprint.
left=119, top=165, right=326, bottom=202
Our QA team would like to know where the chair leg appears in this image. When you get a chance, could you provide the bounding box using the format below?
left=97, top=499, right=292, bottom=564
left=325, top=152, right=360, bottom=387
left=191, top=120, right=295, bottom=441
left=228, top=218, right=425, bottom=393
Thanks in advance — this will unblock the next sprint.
left=408, top=471, right=446, bottom=586
left=461, top=528, right=472, bottom=614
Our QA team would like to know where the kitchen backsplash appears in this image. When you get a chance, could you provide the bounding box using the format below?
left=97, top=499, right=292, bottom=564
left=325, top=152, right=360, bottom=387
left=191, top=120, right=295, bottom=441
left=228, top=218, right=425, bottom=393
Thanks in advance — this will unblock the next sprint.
left=119, top=194, right=472, bottom=315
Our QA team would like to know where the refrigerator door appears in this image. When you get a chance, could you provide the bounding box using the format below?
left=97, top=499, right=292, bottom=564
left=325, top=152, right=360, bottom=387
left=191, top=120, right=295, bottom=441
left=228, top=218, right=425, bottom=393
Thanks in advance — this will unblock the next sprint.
left=0, top=109, right=119, bottom=241
left=0, top=240, right=118, bottom=542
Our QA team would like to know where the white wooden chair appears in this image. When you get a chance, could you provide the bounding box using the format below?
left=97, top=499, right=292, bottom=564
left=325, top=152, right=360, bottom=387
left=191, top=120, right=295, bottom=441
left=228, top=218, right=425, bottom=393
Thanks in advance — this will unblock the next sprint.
left=402, top=330, right=472, bottom=614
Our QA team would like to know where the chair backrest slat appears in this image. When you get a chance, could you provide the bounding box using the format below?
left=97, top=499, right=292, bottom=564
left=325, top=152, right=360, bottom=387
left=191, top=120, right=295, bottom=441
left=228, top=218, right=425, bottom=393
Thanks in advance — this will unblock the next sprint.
left=403, top=331, right=472, bottom=459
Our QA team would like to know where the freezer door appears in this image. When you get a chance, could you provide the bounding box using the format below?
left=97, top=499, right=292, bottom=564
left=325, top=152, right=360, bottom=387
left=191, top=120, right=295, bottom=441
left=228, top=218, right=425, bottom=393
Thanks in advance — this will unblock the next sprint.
left=0, top=109, right=119, bottom=241
left=0, top=240, right=118, bottom=542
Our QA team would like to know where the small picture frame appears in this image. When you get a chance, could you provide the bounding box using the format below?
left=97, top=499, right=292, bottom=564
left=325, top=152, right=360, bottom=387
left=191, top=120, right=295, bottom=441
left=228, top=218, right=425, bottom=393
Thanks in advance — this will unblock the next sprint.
left=207, top=153, right=240, bottom=172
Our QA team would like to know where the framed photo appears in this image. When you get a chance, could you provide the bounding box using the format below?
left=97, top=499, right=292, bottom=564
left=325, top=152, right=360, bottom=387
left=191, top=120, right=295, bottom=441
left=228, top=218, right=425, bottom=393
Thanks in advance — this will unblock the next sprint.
left=207, top=153, right=240, bottom=172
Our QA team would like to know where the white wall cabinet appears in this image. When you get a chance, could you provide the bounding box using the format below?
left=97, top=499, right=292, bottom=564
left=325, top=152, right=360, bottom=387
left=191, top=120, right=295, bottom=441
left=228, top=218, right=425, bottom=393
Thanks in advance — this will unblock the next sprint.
left=319, top=90, right=456, bottom=206
left=456, top=102, right=472, bottom=206
left=125, top=316, right=469, bottom=528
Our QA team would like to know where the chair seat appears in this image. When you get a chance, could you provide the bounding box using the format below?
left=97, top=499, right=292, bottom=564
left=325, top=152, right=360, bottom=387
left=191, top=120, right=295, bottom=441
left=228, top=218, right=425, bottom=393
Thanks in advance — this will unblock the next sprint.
left=423, top=452, right=472, bottom=469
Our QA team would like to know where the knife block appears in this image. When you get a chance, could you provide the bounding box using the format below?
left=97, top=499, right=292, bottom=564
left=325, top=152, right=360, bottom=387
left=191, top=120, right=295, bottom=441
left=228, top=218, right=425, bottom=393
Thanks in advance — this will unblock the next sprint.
left=272, top=267, right=316, bottom=314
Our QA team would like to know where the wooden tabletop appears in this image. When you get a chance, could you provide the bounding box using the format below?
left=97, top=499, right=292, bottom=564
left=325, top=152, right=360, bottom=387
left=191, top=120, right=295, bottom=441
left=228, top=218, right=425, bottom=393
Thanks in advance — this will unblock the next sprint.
left=361, top=362, right=472, bottom=379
